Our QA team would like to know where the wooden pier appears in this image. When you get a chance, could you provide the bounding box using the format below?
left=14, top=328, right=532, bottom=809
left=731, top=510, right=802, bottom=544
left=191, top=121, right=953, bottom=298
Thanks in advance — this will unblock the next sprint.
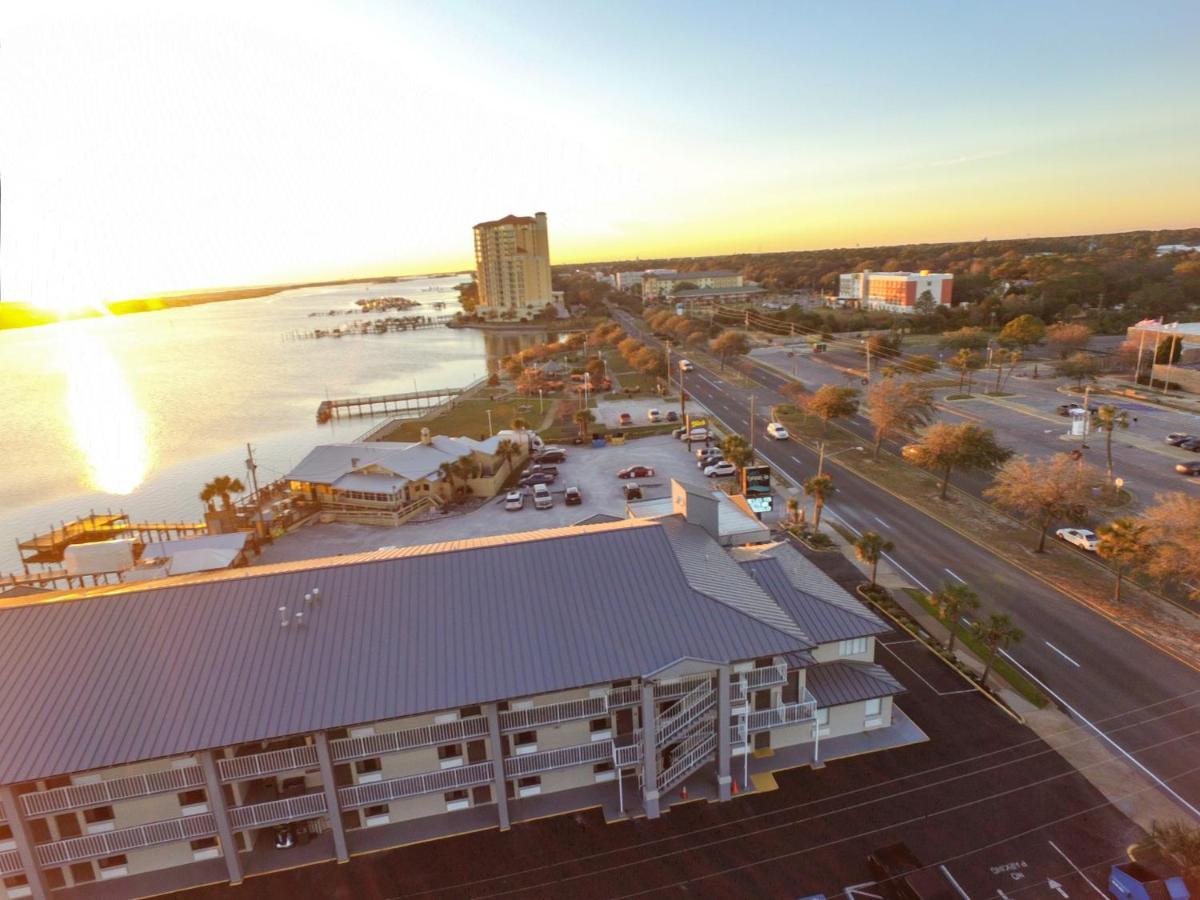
left=316, top=377, right=484, bottom=424
left=284, top=313, right=455, bottom=342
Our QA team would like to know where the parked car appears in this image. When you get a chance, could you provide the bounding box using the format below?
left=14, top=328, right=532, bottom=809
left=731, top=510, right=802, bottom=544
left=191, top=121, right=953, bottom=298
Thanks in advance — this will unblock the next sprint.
left=618, top=412, right=633, bottom=426
left=696, top=446, right=722, bottom=461
left=1165, top=433, right=1194, bottom=446
left=647, top=408, right=662, bottom=423
left=665, top=410, right=679, bottom=422
left=535, top=448, right=567, bottom=464
left=503, top=490, right=524, bottom=511
left=532, top=483, right=553, bottom=509
left=679, top=427, right=709, bottom=442
left=1176, top=461, right=1200, bottom=476
left=564, top=486, right=583, bottom=505
left=1180, top=438, right=1200, bottom=452
left=1057, top=403, right=1095, bottom=417
left=766, top=421, right=789, bottom=440
left=518, top=471, right=556, bottom=487
left=1056, top=527, right=1099, bottom=551
left=527, top=463, right=558, bottom=477
left=671, top=426, right=688, bottom=439
left=622, top=482, right=643, bottom=501
left=704, top=460, right=737, bottom=478
left=618, top=465, right=655, bottom=479
left=678, top=359, right=695, bottom=372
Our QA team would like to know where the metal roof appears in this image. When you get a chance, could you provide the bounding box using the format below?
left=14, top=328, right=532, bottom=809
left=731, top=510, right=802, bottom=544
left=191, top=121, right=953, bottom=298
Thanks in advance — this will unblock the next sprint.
left=739, top=558, right=889, bottom=645
left=0, top=518, right=808, bottom=784
left=287, top=438, right=487, bottom=486
left=807, top=661, right=905, bottom=708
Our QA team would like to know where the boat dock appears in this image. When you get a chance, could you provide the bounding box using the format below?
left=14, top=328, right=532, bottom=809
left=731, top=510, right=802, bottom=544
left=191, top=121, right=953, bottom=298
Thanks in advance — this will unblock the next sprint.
left=284, top=313, right=455, bottom=341
left=317, top=377, right=484, bottom=424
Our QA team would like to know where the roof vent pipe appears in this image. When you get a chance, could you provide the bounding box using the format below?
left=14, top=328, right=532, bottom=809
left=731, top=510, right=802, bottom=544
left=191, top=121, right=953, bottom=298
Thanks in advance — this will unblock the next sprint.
left=278, top=606, right=289, bottom=628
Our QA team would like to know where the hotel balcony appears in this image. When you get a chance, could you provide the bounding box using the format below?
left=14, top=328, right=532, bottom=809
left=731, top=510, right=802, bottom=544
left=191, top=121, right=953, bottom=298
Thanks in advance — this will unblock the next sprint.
left=19, top=764, right=206, bottom=817
left=329, top=716, right=489, bottom=764
left=502, top=741, right=613, bottom=779
left=336, top=761, right=495, bottom=810
left=34, top=812, right=217, bottom=867
left=499, top=696, right=608, bottom=732
left=218, top=745, right=318, bottom=783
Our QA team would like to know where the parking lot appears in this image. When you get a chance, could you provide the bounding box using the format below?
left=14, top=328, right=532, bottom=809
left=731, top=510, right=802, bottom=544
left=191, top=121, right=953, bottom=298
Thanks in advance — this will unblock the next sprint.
left=260, top=432, right=749, bottom=565
left=189, top=543, right=1145, bottom=900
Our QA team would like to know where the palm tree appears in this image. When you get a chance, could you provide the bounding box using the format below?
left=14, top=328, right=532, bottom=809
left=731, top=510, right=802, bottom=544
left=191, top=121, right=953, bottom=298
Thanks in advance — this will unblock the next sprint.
left=1096, top=517, right=1150, bottom=603
left=802, top=474, right=835, bottom=532
left=949, top=348, right=983, bottom=394
left=203, top=475, right=245, bottom=511
left=452, top=458, right=478, bottom=496
left=574, top=408, right=596, bottom=439
left=510, top=416, right=528, bottom=432
left=972, top=613, right=1023, bottom=688
left=933, top=582, right=980, bottom=654
left=199, top=484, right=218, bottom=513
left=437, top=460, right=457, bottom=494
left=1094, top=405, right=1129, bottom=487
left=495, top=439, right=518, bottom=475
left=785, top=496, right=800, bottom=525
left=1145, top=820, right=1200, bottom=883
left=719, top=434, right=754, bottom=470
left=854, top=531, right=894, bottom=588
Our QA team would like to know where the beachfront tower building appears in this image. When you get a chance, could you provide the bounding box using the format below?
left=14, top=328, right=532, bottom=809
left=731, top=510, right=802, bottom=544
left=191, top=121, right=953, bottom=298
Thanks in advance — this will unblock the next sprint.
left=473, top=212, right=554, bottom=319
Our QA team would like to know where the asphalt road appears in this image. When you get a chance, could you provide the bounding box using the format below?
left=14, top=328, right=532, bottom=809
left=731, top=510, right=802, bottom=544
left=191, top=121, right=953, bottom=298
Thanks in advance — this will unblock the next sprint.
left=614, top=308, right=1200, bottom=819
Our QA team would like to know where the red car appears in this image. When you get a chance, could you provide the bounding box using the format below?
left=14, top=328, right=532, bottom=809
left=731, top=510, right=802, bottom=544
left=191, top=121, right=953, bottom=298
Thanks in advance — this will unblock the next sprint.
left=618, top=412, right=633, bottom=426
left=618, top=465, right=654, bottom=479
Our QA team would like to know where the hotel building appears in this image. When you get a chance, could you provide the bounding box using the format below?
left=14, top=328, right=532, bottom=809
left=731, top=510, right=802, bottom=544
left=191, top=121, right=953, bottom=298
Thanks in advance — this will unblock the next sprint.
left=838, top=271, right=954, bottom=314
left=641, top=270, right=744, bottom=299
left=0, top=512, right=920, bottom=899
left=472, top=213, right=554, bottom=319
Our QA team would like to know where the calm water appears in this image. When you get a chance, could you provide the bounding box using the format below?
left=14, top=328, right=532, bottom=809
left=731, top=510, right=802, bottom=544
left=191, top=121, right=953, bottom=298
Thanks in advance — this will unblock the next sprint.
left=0, top=275, right=546, bottom=573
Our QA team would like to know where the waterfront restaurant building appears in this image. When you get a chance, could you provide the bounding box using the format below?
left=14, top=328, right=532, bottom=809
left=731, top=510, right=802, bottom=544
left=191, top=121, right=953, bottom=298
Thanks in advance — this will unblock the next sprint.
left=0, top=514, right=919, bottom=899
left=472, top=212, right=555, bottom=319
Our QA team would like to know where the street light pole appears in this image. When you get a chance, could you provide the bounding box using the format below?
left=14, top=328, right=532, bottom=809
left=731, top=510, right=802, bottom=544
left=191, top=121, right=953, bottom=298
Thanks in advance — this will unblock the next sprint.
left=749, top=395, right=756, bottom=453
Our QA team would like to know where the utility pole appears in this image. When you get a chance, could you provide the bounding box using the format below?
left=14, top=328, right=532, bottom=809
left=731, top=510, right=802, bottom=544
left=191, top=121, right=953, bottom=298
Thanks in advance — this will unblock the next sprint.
left=865, top=339, right=872, bottom=380
left=749, top=395, right=756, bottom=453
left=664, top=340, right=673, bottom=390
left=680, top=368, right=689, bottom=448
left=245, top=443, right=264, bottom=538
left=1133, top=328, right=1148, bottom=385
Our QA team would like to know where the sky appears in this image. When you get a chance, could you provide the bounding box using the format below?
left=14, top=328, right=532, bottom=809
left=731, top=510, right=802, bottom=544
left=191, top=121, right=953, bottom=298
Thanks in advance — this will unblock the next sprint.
left=3, top=0, right=1199, bottom=309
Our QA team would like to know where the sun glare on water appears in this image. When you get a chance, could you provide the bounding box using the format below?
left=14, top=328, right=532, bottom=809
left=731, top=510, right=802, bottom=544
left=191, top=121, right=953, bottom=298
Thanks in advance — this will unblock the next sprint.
left=57, top=328, right=151, bottom=495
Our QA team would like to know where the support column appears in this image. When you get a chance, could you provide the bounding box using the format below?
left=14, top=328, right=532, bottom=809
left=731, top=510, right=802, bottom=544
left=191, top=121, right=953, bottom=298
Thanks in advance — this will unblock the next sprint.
left=484, top=704, right=511, bottom=831
left=198, top=751, right=243, bottom=885
left=0, top=787, right=49, bottom=900
left=717, top=666, right=732, bottom=801
left=313, top=734, right=350, bottom=862
left=640, top=683, right=660, bottom=818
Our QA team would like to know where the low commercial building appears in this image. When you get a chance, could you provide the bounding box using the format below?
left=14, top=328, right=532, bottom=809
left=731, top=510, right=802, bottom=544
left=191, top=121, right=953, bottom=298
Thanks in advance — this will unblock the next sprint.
left=642, top=270, right=743, bottom=299
left=1125, top=320, right=1200, bottom=394
left=1155, top=244, right=1200, bottom=256
left=0, top=513, right=918, bottom=899
left=286, top=429, right=522, bottom=522
left=615, top=268, right=677, bottom=292
left=838, top=270, right=954, bottom=314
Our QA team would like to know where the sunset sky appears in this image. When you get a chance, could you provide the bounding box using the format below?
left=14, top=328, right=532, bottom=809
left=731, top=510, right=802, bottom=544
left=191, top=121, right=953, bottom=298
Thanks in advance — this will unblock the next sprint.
left=3, top=0, right=1198, bottom=309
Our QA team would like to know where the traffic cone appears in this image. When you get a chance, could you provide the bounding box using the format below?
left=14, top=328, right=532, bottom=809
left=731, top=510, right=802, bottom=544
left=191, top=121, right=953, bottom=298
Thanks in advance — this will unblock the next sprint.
left=732, top=780, right=739, bottom=795
left=680, top=786, right=688, bottom=801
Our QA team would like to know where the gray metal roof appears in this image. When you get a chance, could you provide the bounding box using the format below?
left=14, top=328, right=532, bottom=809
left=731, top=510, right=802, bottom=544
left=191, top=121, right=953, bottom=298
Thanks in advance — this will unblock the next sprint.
left=0, top=519, right=809, bottom=784
left=739, top=558, right=889, bottom=645
left=658, top=518, right=814, bottom=646
left=807, top=661, right=905, bottom=708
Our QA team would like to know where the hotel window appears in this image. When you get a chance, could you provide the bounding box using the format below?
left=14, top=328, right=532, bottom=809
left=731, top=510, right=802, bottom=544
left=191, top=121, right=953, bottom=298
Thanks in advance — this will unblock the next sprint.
left=513, top=731, right=537, bottom=754
left=593, top=761, right=615, bottom=783
left=589, top=718, right=612, bottom=741
left=363, top=804, right=390, bottom=827
left=459, top=704, right=482, bottom=718
left=865, top=698, right=882, bottom=717
left=178, top=788, right=208, bottom=815
left=0, top=825, right=13, bottom=852
left=838, top=637, right=868, bottom=657
left=82, top=805, right=115, bottom=832
left=190, top=836, right=220, bottom=861
left=516, top=776, right=542, bottom=797
left=97, top=854, right=128, bottom=879
left=3, top=875, right=30, bottom=899
left=354, top=757, right=382, bottom=782
left=444, top=789, right=470, bottom=812
left=437, top=744, right=464, bottom=768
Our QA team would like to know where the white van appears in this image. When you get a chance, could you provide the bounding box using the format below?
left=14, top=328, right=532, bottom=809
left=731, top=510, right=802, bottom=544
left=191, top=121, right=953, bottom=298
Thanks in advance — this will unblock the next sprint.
left=532, top=483, right=553, bottom=509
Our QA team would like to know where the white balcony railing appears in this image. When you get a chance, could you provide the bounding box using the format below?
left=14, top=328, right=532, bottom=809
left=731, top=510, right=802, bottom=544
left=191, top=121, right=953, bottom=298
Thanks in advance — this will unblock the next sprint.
left=606, top=685, right=642, bottom=708
left=612, top=733, right=642, bottom=768
left=330, top=716, right=489, bottom=763
left=742, top=662, right=788, bottom=691
left=503, top=741, right=612, bottom=779
left=653, top=673, right=714, bottom=701
left=656, top=729, right=716, bottom=794
left=656, top=681, right=716, bottom=747
left=218, top=745, right=319, bottom=782
left=337, top=762, right=494, bottom=811
left=228, top=792, right=328, bottom=831
left=500, top=696, right=607, bottom=732
left=35, top=813, right=217, bottom=867
left=21, top=766, right=205, bottom=818
left=745, top=694, right=818, bottom=733
left=0, top=850, right=22, bottom=877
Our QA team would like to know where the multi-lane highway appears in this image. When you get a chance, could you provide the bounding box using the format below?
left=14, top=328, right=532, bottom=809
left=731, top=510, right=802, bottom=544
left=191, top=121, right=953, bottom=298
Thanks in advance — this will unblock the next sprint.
left=614, top=308, right=1200, bottom=818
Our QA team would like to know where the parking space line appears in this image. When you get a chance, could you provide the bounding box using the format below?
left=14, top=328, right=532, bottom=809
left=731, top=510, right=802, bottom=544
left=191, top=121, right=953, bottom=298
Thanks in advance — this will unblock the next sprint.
left=1044, top=642, right=1081, bottom=668
left=874, top=516, right=890, bottom=528
left=945, top=568, right=967, bottom=584
left=1048, top=840, right=1106, bottom=898
left=879, top=641, right=969, bottom=697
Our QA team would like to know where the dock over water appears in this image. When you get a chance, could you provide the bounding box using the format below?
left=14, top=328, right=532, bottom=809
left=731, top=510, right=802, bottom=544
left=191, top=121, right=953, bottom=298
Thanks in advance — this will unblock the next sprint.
left=316, top=377, right=484, bottom=424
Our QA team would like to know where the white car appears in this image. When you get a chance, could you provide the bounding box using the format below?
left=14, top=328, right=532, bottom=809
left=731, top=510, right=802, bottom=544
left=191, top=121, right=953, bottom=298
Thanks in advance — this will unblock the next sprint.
left=678, top=359, right=695, bottom=372
left=1056, top=527, right=1098, bottom=551
left=704, top=460, right=737, bottom=478
left=647, top=408, right=662, bottom=423
left=532, top=483, right=553, bottom=510
left=766, top=422, right=789, bottom=440
left=503, top=491, right=524, bottom=511
left=678, top=427, right=709, bottom=441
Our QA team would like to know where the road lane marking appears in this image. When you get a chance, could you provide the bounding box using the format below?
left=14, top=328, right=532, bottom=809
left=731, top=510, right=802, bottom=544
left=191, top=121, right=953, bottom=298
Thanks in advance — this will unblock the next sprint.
left=1048, top=840, right=1106, bottom=899
left=1044, top=642, right=1081, bottom=668
left=874, top=516, right=890, bottom=528
left=940, top=865, right=971, bottom=900
left=945, top=568, right=967, bottom=584
left=1000, top=649, right=1200, bottom=819
left=791, top=455, right=804, bottom=465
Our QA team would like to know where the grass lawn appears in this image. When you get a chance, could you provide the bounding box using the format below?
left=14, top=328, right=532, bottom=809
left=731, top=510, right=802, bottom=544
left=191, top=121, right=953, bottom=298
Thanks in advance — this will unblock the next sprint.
left=378, top=394, right=563, bottom=442
left=600, top=349, right=673, bottom=397
left=900, top=588, right=1048, bottom=708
